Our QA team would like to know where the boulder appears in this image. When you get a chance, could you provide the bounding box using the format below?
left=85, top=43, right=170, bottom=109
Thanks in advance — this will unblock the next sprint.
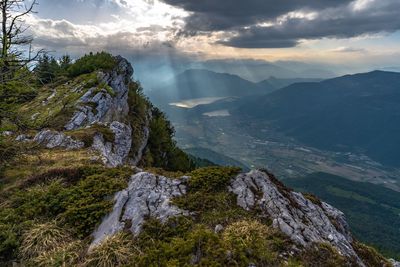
left=90, top=172, right=188, bottom=249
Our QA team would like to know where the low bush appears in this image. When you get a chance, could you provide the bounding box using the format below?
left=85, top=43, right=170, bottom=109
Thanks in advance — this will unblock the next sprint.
left=299, top=243, right=349, bottom=267
left=135, top=224, right=226, bottom=266
left=68, top=52, right=117, bottom=78
left=187, top=166, right=241, bottom=193
left=353, top=241, right=392, bottom=267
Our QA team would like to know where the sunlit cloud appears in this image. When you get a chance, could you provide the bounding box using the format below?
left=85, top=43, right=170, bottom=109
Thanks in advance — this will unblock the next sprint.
left=23, top=0, right=400, bottom=75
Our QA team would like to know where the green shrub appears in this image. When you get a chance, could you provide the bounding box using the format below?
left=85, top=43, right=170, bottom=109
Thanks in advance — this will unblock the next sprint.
left=299, top=243, right=349, bottom=267
left=1, top=168, right=129, bottom=253
left=187, top=166, right=241, bottom=193
left=135, top=224, right=226, bottom=266
left=60, top=174, right=127, bottom=237
left=143, top=106, right=195, bottom=172
left=353, top=241, right=392, bottom=267
left=139, top=217, right=194, bottom=243
left=174, top=167, right=247, bottom=226
left=0, top=137, right=20, bottom=176
left=0, top=223, right=19, bottom=261
left=68, top=52, right=117, bottom=78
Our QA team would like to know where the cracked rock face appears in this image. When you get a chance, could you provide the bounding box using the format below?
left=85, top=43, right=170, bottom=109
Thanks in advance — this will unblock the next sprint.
left=230, top=170, right=363, bottom=265
left=34, top=130, right=84, bottom=150
left=91, top=121, right=132, bottom=167
left=62, top=56, right=150, bottom=167
left=90, top=172, right=187, bottom=249
left=65, top=56, right=132, bottom=131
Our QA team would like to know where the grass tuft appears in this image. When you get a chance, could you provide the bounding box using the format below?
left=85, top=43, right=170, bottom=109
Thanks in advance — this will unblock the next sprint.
left=84, top=233, right=135, bottom=267
left=20, top=221, right=72, bottom=259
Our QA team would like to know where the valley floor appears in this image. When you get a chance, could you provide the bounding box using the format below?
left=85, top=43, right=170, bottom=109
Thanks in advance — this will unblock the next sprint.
left=174, top=116, right=400, bottom=192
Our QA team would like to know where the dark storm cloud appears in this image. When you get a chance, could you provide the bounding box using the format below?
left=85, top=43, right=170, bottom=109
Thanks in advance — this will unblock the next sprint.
left=161, top=0, right=353, bottom=31
left=161, top=0, right=400, bottom=48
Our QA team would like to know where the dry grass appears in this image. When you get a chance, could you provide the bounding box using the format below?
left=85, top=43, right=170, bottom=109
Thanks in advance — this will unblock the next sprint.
left=222, top=220, right=271, bottom=248
left=2, top=149, right=97, bottom=191
left=33, top=240, right=84, bottom=267
left=84, top=233, right=135, bottom=267
left=222, top=220, right=281, bottom=265
left=20, top=221, right=73, bottom=259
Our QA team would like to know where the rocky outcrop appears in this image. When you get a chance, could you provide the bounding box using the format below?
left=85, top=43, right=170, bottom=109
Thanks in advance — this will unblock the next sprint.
left=65, top=56, right=132, bottom=131
left=230, top=170, right=364, bottom=265
left=64, top=89, right=113, bottom=131
left=90, top=172, right=188, bottom=249
left=62, top=56, right=150, bottom=167
left=91, top=121, right=132, bottom=167
left=34, top=130, right=84, bottom=150
left=390, top=259, right=400, bottom=267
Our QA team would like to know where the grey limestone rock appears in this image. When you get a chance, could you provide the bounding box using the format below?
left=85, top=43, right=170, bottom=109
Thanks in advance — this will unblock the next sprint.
left=65, top=56, right=132, bottom=131
left=15, top=134, right=32, bottom=142
left=390, top=259, right=400, bottom=267
left=230, top=170, right=364, bottom=265
left=90, top=172, right=188, bottom=249
left=34, top=130, right=84, bottom=150
left=91, top=121, right=132, bottom=167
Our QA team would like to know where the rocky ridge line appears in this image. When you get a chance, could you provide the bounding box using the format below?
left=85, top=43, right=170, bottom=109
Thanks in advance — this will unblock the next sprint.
left=91, top=169, right=385, bottom=266
left=230, top=170, right=364, bottom=265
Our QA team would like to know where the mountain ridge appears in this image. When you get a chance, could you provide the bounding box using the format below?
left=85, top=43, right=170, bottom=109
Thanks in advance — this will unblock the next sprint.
left=233, top=70, right=400, bottom=167
left=0, top=54, right=398, bottom=266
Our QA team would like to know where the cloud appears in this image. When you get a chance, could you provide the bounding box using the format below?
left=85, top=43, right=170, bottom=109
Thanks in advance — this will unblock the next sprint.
left=26, top=15, right=181, bottom=58
left=160, top=0, right=352, bottom=31
left=36, top=0, right=124, bottom=24
left=25, top=0, right=190, bottom=57
left=161, top=0, right=400, bottom=48
left=332, top=47, right=367, bottom=53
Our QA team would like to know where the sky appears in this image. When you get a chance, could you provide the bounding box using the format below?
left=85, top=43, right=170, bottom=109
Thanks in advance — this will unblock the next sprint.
left=25, top=0, right=400, bottom=81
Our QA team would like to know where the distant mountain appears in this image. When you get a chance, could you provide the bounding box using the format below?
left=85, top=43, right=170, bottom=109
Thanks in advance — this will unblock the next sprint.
left=257, top=77, right=323, bottom=90
left=197, top=59, right=336, bottom=82
left=148, top=69, right=274, bottom=104
left=234, top=70, right=400, bottom=166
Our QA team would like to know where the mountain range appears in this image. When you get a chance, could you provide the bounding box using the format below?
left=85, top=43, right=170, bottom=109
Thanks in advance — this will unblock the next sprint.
left=233, top=70, right=400, bottom=167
